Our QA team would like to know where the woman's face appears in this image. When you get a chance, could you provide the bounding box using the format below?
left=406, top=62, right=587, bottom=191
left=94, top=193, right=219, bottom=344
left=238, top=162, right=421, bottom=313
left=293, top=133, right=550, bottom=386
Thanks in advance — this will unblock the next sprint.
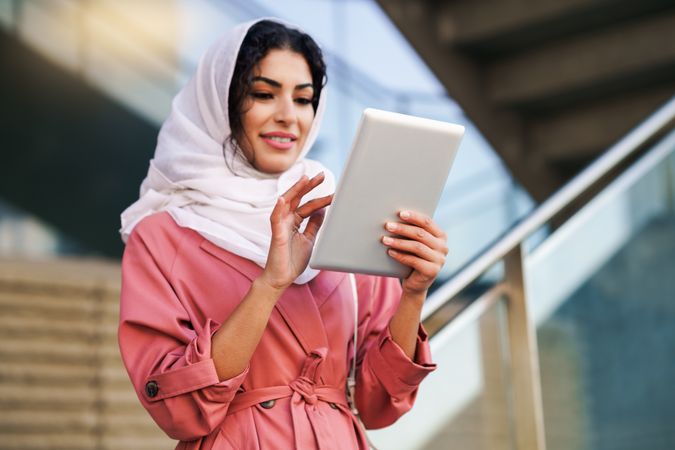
left=238, top=49, right=315, bottom=174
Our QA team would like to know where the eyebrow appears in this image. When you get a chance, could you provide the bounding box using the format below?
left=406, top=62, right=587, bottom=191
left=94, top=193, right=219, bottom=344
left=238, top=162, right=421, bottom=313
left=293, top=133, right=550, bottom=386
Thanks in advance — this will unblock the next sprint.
left=252, top=76, right=313, bottom=91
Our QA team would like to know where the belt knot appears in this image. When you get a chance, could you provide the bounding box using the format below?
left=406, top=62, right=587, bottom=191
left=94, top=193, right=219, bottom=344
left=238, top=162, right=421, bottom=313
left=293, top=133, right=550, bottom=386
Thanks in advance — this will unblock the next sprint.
left=289, top=376, right=317, bottom=405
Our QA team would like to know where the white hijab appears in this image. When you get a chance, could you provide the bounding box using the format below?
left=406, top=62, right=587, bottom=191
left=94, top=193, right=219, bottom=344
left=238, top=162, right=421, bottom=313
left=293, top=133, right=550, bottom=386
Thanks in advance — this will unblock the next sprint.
left=119, top=18, right=335, bottom=284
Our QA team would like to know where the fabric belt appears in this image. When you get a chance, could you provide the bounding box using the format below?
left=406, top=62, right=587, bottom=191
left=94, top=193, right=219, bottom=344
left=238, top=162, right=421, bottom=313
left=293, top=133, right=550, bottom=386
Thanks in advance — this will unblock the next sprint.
left=227, top=384, right=348, bottom=415
left=226, top=348, right=364, bottom=450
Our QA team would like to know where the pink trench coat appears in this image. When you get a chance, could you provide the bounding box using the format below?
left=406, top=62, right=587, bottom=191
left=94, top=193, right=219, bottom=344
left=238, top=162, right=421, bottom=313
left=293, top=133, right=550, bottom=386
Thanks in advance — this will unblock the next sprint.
left=118, top=212, right=436, bottom=449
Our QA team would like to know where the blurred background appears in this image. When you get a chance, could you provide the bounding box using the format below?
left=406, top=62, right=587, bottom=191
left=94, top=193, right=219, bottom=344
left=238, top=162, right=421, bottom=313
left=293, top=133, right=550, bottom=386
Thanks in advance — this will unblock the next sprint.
left=0, top=0, right=673, bottom=449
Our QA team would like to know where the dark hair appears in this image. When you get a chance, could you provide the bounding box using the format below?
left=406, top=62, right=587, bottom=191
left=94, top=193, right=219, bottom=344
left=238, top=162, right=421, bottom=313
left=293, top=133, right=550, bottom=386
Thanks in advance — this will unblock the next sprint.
left=227, top=20, right=327, bottom=150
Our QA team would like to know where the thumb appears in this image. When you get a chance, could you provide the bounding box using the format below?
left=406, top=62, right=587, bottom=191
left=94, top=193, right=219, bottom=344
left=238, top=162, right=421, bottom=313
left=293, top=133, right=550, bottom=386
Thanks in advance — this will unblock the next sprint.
left=303, top=208, right=326, bottom=242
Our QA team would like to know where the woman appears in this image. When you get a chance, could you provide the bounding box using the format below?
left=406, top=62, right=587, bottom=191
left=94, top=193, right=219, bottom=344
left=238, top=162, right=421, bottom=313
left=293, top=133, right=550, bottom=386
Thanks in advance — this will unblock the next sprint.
left=118, top=18, right=447, bottom=449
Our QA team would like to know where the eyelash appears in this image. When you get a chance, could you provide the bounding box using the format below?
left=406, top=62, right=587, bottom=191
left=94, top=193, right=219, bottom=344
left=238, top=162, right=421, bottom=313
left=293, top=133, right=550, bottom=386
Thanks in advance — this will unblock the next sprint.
left=250, top=92, right=312, bottom=105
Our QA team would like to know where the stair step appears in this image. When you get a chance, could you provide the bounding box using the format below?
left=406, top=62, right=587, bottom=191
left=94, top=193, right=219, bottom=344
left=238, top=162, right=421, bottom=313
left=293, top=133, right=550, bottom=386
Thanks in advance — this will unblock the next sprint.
left=0, top=433, right=97, bottom=450
left=0, top=384, right=96, bottom=408
left=0, top=314, right=119, bottom=341
left=101, top=436, right=176, bottom=450
left=0, top=345, right=97, bottom=366
left=0, top=292, right=98, bottom=319
left=0, top=362, right=96, bottom=386
left=0, top=315, right=98, bottom=340
left=0, top=410, right=97, bottom=433
left=0, top=258, right=120, bottom=291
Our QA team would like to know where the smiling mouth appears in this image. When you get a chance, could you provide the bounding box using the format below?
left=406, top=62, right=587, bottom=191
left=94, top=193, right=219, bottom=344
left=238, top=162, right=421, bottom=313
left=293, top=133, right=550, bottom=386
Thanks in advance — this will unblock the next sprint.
left=260, top=134, right=297, bottom=150
left=265, top=136, right=294, bottom=143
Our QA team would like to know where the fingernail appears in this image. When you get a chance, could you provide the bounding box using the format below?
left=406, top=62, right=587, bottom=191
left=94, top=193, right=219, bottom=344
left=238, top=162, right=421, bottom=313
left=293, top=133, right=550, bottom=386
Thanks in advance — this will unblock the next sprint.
left=386, top=222, right=397, bottom=231
left=382, top=236, right=393, bottom=245
left=400, top=211, right=410, bottom=219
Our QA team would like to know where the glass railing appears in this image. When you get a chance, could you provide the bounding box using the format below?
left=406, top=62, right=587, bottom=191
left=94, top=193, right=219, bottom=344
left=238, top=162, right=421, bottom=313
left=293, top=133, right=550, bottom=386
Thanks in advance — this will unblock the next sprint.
left=369, top=98, right=675, bottom=449
left=371, top=292, right=517, bottom=450
left=528, top=129, right=675, bottom=450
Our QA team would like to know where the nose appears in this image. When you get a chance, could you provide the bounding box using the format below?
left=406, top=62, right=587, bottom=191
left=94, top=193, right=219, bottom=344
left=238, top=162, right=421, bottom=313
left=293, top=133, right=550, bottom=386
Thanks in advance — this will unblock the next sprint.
left=274, top=96, right=296, bottom=125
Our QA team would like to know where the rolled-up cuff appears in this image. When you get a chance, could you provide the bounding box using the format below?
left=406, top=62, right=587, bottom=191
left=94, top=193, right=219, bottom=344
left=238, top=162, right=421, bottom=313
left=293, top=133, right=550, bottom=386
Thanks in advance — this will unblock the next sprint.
left=143, top=357, right=250, bottom=403
left=143, top=318, right=249, bottom=403
left=198, top=363, right=249, bottom=403
left=366, top=323, right=436, bottom=396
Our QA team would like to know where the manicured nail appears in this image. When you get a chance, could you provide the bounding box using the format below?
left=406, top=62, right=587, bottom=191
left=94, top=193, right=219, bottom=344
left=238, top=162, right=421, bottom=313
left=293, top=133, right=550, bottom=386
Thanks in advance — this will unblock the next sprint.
left=400, top=211, right=411, bottom=219
left=382, top=236, right=393, bottom=245
left=386, top=222, right=397, bottom=231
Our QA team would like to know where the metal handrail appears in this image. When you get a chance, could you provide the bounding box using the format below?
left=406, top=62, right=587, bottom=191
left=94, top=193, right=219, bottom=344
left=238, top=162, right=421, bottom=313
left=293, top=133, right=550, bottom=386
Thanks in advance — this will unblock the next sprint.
left=423, top=95, right=675, bottom=321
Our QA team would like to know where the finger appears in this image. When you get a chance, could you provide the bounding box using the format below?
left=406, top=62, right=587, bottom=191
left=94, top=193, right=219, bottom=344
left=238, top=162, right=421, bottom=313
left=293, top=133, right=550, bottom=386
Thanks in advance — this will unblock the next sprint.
left=269, top=196, right=288, bottom=226
left=303, top=208, right=326, bottom=241
left=296, top=194, right=333, bottom=219
left=269, top=197, right=291, bottom=244
left=281, top=175, right=310, bottom=205
left=397, top=210, right=446, bottom=239
left=384, top=222, right=448, bottom=255
left=382, top=235, right=445, bottom=264
left=289, top=172, right=325, bottom=211
left=387, top=249, right=440, bottom=277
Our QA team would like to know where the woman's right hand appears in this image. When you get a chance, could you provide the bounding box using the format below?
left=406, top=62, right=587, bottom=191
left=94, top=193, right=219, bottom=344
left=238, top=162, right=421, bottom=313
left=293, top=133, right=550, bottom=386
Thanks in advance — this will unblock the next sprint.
left=259, top=172, right=333, bottom=291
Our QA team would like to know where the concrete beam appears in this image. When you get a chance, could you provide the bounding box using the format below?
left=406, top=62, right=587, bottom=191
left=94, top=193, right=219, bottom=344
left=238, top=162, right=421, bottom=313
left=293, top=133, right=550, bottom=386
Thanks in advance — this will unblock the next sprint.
left=487, top=11, right=675, bottom=107
left=439, top=0, right=602, bottom=44
left=527, top=84, right=675, bottom=163
left=437, top=0, right=674, bottom=54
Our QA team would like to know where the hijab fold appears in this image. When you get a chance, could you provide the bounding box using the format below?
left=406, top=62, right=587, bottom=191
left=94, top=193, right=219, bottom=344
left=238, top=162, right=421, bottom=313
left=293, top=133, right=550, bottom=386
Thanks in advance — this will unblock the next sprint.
left=120, top=18, right=334, bottom=284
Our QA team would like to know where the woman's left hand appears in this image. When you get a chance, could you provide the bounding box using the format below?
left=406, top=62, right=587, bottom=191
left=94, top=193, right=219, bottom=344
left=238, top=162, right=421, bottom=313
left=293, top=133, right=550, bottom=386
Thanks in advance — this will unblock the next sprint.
left=382, top=210, right=448, bottom=295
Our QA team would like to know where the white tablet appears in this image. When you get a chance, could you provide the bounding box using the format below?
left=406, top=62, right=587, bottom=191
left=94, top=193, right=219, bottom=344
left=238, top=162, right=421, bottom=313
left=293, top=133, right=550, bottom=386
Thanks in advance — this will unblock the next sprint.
left=309, top=108, right=465, bottom=278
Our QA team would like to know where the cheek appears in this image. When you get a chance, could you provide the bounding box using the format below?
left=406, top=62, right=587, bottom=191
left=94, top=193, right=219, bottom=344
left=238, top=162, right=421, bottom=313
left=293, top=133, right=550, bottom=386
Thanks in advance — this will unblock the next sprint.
left=241, top=105, right=263, bottom=134
left=300, top=110, right=315, bottom=133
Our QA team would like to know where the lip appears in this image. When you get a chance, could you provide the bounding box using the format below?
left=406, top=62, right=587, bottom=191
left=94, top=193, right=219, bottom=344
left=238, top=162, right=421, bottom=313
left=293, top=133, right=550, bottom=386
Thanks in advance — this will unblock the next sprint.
left=260, top=131, right=298, bottom=151
left=261, top=131, right=298, bottom=139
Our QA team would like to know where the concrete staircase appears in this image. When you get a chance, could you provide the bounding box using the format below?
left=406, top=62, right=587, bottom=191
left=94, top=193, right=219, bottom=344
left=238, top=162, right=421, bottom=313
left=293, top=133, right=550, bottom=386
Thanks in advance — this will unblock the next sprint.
left=0, top=259, right=174, bottom=449
left=376, top=0, right=675, bottom=202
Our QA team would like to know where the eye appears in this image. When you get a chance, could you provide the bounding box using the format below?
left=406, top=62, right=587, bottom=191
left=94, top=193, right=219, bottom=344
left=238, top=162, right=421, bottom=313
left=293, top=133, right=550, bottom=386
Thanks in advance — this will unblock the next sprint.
left=295, top=98, right=313, bottom=105
left=250, top=92, right=273, bottom=100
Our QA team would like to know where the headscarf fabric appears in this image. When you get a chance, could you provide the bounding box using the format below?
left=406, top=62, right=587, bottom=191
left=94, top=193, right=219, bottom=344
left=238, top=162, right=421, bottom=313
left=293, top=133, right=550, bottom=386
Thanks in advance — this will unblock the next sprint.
left=120, top=18, right=335, bottom=284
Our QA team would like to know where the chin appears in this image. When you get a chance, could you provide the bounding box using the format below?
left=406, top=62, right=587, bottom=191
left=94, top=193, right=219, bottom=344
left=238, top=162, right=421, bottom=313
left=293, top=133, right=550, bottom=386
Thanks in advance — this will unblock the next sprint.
left=256, top=158, right=296, bottom=174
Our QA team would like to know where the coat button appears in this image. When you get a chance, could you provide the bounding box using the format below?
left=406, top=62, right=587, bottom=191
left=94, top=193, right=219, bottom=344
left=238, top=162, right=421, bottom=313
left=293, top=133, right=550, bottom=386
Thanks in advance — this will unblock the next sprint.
left=260, top=399, right=276, bottom=409
left=329, top=402, right=338, bottom=410
left=145, top=381, right=159, bottom=398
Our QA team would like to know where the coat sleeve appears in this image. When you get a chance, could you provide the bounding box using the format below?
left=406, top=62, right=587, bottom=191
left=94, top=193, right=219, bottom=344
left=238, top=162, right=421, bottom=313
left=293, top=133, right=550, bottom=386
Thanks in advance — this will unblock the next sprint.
left=353, top=275, right=437, bottom=429
left=118, top=219, right=247, bottom=441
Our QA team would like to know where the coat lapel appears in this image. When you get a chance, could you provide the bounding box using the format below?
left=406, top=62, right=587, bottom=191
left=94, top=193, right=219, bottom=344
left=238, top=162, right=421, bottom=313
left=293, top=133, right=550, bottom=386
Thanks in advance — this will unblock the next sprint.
left=308, top=271, right=348, bottom=308
left=199, top=239, right=333, bottom=379
left=199, top=239, right=261, bottom=281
